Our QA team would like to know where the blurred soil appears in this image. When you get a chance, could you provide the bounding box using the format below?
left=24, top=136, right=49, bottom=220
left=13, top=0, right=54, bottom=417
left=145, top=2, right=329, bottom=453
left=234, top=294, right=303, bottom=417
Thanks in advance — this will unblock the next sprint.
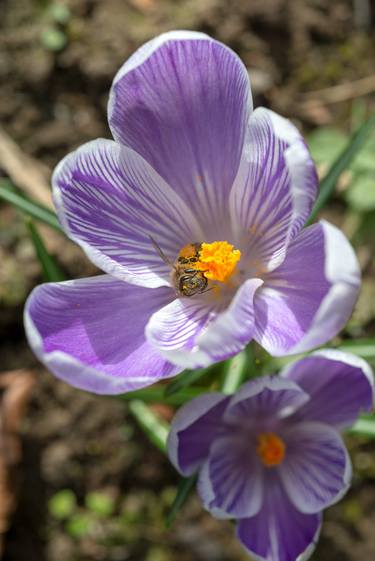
left=0, top=0, right=375, bottom=560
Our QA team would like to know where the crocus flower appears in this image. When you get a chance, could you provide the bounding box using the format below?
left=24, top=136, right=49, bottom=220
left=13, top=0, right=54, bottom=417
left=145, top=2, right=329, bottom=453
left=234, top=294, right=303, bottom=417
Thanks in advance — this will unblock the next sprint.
left=168, top=350, right=374, bottom=561
left=25, top=31, right=360, bottom=394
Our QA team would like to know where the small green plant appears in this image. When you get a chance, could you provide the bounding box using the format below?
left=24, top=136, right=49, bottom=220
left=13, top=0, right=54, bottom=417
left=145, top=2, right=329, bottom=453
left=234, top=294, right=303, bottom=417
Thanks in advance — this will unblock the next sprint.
left=39, top=1, right=71, bottom=52
left=66, top=513, right=93, bottom=539
left=85, top=492, right=116, bottom=518
left=48, top=489, right=77, bottom=520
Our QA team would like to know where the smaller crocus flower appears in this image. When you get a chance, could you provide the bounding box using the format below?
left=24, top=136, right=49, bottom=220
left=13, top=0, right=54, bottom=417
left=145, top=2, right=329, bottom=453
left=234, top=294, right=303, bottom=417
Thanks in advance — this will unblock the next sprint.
left=168, top=350, right=374, bottom=561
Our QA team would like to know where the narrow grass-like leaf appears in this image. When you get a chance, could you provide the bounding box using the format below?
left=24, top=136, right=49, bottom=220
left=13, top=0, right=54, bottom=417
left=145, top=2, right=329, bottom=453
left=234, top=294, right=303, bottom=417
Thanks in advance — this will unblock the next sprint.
left=221, top=349, right=249, bottom=394
left=337, top=339, right=375, bottom=360
left=118, top=386, right=205, bottom=406
left=271, top=338, right=375, bottom=372
left=165, top=366, right=213, bottom=397
left=307, top=114, right=375, bottom=224
left=347, top=414, right=375, bottom=438
left=128, top=400, right=169, bottom=453
left=27, top=220, right=66, bottom=282
left=166, top=475, right=197, bottom=528
left=0, top=180, right=62, bottom=232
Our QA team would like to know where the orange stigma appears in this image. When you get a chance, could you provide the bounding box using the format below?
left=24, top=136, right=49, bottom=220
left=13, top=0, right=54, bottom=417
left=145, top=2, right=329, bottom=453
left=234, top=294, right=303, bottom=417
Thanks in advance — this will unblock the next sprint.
left=256, top=432, right=286, bottom=467
left=195, top=241, right=241, bottom=282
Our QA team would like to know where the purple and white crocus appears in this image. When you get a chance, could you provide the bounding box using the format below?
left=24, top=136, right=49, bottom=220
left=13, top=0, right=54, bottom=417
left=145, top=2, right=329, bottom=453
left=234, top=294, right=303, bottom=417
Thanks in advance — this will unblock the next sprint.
left=25, top=31, right=360, bottom=394
left=168, top=350, right=374, bottom=561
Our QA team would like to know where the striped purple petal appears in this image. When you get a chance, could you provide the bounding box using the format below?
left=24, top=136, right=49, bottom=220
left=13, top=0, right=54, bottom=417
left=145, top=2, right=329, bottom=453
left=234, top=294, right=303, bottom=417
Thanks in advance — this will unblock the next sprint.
left=224, top=376, right=309, bottom=423
left=229, top=108, right=318, bottom=273
left=198, top=428, right=263, bottom=518
left=108, top=31, right=251, bottom=233
left=167, top=393, right=230, bottom=476
left=237, top=473, right=321, bottom=561
left=254, top=220, right=360, bottom=356
left=145, top=278, right=263, bottom=369
left=53, top=139, right=203, bottom=287
left=24, top=275, right=179, bottom=394
left=281, top=350, right=374, bottom=429
left=280, top=422, right=351, bottom=514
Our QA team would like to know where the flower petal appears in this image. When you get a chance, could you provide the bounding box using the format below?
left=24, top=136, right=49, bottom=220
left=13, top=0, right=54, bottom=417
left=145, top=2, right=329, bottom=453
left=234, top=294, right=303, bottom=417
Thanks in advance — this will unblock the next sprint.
left=281, top=350, right=374, bottom=429
left=237, top=475, right=321, bottom=561
left=53, top=139, right=203, bottom=287
left=108, top=31, right=251, bottom=232
left=24, top=275, right=179, bottom=394
left=167, top=393, right=230, bottom=476
left=224, top=376, right=309, bottom=423
left=145, top=278, right=263, bottom=369
left=229, top=108, right=318, bottom=272
left=198, top=428, right=263, bottom=518
left=280, top=422, right=351, bottom=514
left=196, top=461, right=233, bottom=520
left=254, top=221, right=360, bottom=356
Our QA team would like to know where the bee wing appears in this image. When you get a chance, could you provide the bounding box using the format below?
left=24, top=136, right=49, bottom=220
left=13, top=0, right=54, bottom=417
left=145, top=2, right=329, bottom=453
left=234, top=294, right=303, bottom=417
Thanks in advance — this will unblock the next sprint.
left=148, top=235, right=173, bottom=266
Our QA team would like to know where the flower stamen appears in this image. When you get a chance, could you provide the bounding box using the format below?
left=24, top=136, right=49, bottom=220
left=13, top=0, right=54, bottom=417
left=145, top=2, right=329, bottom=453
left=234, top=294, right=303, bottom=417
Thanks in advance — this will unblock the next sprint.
left=194, top=241, right=241, bottom=283
left=256, top=432, right=286, bottom=467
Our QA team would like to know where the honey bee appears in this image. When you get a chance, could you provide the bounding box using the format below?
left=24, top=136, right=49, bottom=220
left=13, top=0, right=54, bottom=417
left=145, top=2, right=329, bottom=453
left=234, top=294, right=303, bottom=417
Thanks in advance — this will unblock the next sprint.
left=149, top=237, right=209, bottom=297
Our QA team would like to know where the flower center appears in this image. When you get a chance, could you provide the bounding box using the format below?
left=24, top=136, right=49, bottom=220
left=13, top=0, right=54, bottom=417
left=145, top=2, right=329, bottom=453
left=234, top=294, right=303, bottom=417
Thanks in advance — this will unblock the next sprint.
left=256, top=432, right=286, bottom=467
left=184, top=240, right=241, bottom=283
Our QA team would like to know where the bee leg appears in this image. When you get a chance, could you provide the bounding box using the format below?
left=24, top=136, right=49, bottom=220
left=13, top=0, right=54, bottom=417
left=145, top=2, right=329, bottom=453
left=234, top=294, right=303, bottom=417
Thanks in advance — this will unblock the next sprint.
left=200, top=287, right=213, bottom=294
left=192, top=269, right=209, bottom=277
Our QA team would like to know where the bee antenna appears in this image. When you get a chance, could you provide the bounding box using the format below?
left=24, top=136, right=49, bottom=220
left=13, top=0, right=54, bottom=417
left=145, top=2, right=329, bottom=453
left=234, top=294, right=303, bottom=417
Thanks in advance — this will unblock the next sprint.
left=148, top=235, right=173, bottom=266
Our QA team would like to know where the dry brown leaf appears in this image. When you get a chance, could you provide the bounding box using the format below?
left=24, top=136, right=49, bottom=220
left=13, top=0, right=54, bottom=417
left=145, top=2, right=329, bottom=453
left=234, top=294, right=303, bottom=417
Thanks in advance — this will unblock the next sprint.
left=0, top=369, right=36, bottom=551
left=0, top=127, right=53, bottom=208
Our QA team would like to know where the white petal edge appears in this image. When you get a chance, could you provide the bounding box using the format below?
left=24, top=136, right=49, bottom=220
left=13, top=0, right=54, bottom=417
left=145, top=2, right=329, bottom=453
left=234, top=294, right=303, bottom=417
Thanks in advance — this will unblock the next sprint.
left=262, top=110, right=318, bottom=267
left=167, top=392, right=228, bottom=475
left=24, top=285, right=179, bottom=395
left=229, top=108, right=317, bottom=273
left=197, top=460, right=238, bottom=520
left=224, top=375, right=309, bottom=421
left=108, top=30, right=253, bottom=123
left=236, top=513, right=322, bottom=561
left=280, top=421, right=352, bottom=514
left=281, top=348, right=374, bottom=398
left=271, top=219, right=360, bottom=356
left=52, top=139, right=205, bottom=288
left=295, top=521, right=322, bottom=561
left=146, top=278, right=263, bottom=369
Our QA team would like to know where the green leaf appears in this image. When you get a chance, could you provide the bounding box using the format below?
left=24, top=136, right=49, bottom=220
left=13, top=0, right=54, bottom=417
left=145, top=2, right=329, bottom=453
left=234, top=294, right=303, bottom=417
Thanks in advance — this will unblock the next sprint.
left=164, top=367, right=212, bottom=396
left=351, top=144, right=375, bottom=174
left=348, top=414, right=375, bottom=438
left=0, top=180, right=62, bottom=232
left=307, top=114, right=375, bottom=224
left=345, top=174, right=375, bottom=212
left=66, top=513, right=93, bottom=539
left=27, top=220, right=66, bottom=282
left=165, top=475, right=197, bottom=528
left=128, top=400, right=169, bottom=453
left=117, top=385, right=205, bottom=406
left=49, top=489, right=77, bottom=520
left=354, top=209, right=375, bottom=244
left=49, top=2, right=71, bottom=24
left=308, top=127, right=347, bottom=165
left=85, top=491, right=115, bottom=518
left=40, top=27, right=67, bottom=51
left=271, top=339, right=375, bottom=372
left=221, top=349, right=251, bottom=394
left=337, top=339, right=375, bottom=360
left=350, top=98, right=368, bottom=132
